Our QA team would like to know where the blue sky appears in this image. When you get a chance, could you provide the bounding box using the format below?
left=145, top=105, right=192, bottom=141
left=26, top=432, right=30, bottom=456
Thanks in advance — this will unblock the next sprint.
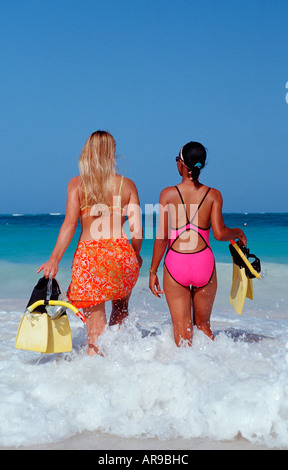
left=1, top=0, right=287, bottom=214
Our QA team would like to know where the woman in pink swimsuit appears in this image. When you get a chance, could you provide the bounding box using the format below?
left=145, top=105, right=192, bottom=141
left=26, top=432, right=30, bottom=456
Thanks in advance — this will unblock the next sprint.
left=149, top=141, right=246, bottom=347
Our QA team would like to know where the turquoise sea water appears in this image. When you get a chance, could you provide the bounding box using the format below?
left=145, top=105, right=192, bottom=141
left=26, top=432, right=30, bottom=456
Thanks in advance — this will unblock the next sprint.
left=0, top=212, right=287, bottom=266
left=0, top=211, right=287, bottom=302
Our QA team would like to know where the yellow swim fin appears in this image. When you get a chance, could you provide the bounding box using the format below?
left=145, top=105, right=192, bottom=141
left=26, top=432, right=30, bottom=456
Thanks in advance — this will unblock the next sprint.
left=15, top=311, right=49, bottom=353
left=230, top=264, right=248, bottom=315
left=46, top=314, right=72, bottom=354
left=15, top=275, right=86, bottom=354
left=229, top=240, right=261, bottom=315
left=15, top=312, right=72, bottom=354
left=15, top=298, right=85, bottom=354
left=246, top=277, right=253, bottom=301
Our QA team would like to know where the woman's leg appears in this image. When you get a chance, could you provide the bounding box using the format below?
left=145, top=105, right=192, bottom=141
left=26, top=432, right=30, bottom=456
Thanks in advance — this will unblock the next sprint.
left=84, top=303, right=107, bottom=356
left=109, top=292, right=131, bottom=327
left=192, top=267, right=217, bottom=340
left=163, top=266, right=193, bottom=347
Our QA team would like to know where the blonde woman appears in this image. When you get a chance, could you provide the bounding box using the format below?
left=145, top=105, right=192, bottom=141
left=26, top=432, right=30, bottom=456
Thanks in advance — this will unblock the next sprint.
left=38, top=131, right=143, bottom=356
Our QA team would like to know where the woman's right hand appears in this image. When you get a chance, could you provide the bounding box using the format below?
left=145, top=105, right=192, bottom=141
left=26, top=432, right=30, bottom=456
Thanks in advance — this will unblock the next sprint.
left=37, top=259, right=59, bottom=279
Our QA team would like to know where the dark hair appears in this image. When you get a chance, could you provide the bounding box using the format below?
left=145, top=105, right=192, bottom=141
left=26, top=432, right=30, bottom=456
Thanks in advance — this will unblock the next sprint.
left=181, top=141, right=207, bottom=182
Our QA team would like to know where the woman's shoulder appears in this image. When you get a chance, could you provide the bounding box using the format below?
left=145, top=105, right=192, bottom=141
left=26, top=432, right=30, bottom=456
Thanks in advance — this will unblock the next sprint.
left=207, top=186, right=222, bottom=198
left=68, top=175, right=81, bottom=186
left=67, top=176, right=82, bottom=194
left=159, top=185, right=179, bottom=203
left=117, top=174, right=138, bottom=192
left=68, top=175, right=82, bottom=189
left=206, top=186, right=223, bottom=204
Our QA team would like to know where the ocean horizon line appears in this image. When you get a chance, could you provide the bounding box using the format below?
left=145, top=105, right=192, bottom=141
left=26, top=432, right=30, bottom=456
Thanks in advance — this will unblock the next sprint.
left=1, top=211, right=288, bottom=217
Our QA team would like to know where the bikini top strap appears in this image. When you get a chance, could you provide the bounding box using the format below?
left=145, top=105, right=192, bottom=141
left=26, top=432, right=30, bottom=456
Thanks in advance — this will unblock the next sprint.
left=118, top=175, right=124, bottom=197
left=112, top=175, right=124, bottom=209
left=80, top=176, right=89, bottom=210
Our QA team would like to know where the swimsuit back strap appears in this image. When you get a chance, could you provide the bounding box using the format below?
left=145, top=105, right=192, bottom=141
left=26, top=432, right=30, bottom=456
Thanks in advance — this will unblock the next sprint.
left=175, top=186, right=211, bottom=225
left=198, top=187, right=211, bottom=211
left=175, top=186, right=190, bottom=224
left=190, top=187, right=211, bottom=224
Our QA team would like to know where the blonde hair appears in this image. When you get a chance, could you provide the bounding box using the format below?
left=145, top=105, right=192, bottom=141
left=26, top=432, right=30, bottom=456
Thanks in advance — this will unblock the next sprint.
left=78, top=130, right=116, bottom=206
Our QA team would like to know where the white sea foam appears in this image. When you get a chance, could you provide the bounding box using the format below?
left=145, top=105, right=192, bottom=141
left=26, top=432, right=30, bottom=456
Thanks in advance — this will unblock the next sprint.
left=0, top=262, right=288, bottom=449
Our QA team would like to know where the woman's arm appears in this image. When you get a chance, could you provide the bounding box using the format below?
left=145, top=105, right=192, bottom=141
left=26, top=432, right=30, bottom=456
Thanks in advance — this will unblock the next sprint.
left=37, top=178, right=80, bottom=278
left=126, top=179, right=143, bottom=266
left=210, top=189, right=247, bottom=246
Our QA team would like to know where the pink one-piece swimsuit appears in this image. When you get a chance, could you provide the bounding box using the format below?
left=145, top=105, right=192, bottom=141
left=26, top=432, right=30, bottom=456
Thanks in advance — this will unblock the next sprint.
left=164, top=186, right=215, bottom=288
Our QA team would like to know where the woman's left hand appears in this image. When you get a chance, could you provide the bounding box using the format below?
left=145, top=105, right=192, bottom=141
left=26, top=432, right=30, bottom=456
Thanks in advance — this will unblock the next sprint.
left=136, top=253, right=143, bottom=268
left=149, top=272, right=163, bottom=298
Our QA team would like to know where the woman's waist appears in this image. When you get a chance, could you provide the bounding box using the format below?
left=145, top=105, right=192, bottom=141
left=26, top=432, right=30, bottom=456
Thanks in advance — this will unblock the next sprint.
left=168, top=226, right=211, bottom=244
left=78, top=235, right=129, bottom=247
left=79, top=225, right=127, bottom=242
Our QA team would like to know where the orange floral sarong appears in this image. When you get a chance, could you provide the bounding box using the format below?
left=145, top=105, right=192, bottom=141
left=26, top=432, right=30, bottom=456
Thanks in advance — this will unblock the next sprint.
left=67, top=238, right=140, bottom=309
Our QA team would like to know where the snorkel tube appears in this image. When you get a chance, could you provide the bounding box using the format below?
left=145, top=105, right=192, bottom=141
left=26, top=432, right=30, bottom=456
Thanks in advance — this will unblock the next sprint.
left=230, top=240, right=261, bottom=279
left=27, top=300, right=86, bottom=322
